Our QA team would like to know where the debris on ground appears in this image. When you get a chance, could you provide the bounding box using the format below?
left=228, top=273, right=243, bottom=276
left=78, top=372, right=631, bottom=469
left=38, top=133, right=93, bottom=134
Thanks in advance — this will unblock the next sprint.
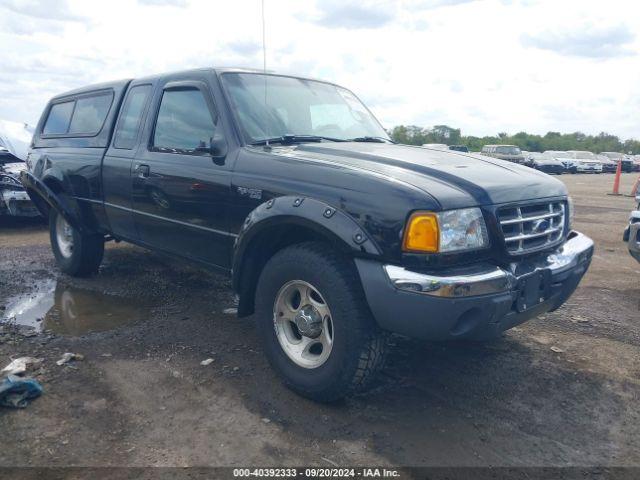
left=223, top=308, right=237, bottom=315
left=56, top=352, right=84, bottom=366
left=1, top=356, right=42, bottom=376
left=321, top=457, right=339, bottom=467
left=0, top=375, right=43, bottom=408
left=550, top=346, right=565, bottom=353
left=200, top=358, right=214, bottom=366
left=571, top=315, right=590, bottom=324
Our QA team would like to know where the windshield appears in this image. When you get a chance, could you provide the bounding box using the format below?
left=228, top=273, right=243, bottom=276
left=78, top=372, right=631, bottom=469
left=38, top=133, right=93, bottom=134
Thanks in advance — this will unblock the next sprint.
left=221, top=73, right=389, bottom=144
left=572, top=151, right=596, bottom=160
left=496, top=146, right=521, bottom=155
left=545, top=151, right=570, bottom=158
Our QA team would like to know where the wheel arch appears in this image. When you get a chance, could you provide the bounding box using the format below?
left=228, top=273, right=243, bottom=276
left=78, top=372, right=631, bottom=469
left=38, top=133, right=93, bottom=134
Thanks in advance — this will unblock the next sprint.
left=20, top=170, right=87, bottom=232
left=232, top=196, right=381, bottom=318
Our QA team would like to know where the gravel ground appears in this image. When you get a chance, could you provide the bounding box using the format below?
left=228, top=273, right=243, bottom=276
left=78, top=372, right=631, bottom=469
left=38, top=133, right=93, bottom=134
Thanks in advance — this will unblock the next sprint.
left=0, top=173, right=639, bottom=469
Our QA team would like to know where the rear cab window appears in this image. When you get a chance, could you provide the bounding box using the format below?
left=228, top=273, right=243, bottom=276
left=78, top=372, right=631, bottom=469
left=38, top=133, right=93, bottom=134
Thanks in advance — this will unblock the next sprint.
left=42, top=101, right=75, bottom=135
left=113, top=85, right=152, bottom=149
left=41, top=90, right=114, bottom=137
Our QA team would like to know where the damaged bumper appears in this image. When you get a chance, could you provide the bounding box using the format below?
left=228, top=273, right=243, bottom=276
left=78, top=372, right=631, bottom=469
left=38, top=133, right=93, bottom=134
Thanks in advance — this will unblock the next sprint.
left=623, top=211, right=640, bottom=263
left=1, top=188, right=40, bottom=217
left=356, top=231, right=594, bottom=340
left=1, top=159, right=40, bottom=218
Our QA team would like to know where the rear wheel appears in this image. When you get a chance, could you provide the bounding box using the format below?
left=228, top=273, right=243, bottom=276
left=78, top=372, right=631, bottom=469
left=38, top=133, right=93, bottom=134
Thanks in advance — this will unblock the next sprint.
left=49, top=209, right=104, bottom=277
left=255, top=242, right=387, bottom=402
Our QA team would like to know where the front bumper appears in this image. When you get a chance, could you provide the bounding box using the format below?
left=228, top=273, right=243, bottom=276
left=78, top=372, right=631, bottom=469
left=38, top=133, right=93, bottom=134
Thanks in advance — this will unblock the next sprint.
left=576, top=165, right=602, bottom=173
left=623, top=212, right=640, bottom=263
left=536, top=165, right=564, bottom=175
left=356, top=231, right=594, bottom=340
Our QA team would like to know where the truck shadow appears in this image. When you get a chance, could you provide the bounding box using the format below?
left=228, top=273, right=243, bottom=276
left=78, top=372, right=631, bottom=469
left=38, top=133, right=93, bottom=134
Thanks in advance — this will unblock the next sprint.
left=36, top=244, right=631, bottom=467
left=230, top=329, right=628, bottom=466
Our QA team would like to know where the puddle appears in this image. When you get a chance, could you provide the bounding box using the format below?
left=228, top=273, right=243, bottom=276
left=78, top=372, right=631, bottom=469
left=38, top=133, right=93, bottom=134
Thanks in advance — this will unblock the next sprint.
left=2, top=280, right=151, bottom=336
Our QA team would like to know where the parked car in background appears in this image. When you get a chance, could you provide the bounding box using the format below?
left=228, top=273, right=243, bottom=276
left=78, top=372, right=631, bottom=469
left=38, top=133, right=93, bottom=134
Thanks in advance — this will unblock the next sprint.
left=481, top=145, right=526, bottom=164
left=448, top=145, right=469, bottom=153
left=632, top=155, right=640, bottom=172
left=422, top=143, right=449, bottom=150
left=543, top=151, right=577, bottom=173
left=530, top=152, right=564, bottom=174
left=22, top=67, right=594, bottom=401
left=520, top=151, right=535, bottom=167
left=600, top=152, right=635, bottom=173
left=0, top=120, right=40, bottom=218
left=594, top=154, right=617, bottom=173
left=623, top=193, right=640, bottom=263
left=565, top=151, right=603, bottom=174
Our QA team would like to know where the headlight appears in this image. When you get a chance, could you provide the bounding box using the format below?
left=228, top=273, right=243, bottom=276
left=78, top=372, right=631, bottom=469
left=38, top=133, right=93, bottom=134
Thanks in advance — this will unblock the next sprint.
left=403, top=207, right=489, bottom=253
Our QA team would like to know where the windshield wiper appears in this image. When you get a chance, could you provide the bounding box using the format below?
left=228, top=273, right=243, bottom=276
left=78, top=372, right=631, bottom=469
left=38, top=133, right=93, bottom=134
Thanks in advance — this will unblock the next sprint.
left=250, top=134, right=345, bottom=146
left=347, top=136, right=394, bottom=144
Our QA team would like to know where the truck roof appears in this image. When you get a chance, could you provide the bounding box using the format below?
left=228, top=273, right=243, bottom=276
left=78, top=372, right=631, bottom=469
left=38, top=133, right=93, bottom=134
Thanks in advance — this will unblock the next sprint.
left=52, top=78, right=132, bottom=101
left=52, top=67, right=342, bottom=101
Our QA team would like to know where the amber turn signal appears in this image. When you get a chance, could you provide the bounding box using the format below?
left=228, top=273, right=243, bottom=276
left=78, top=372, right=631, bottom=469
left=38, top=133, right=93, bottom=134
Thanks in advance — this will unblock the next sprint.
left=402, top=212, right=439, bottom=253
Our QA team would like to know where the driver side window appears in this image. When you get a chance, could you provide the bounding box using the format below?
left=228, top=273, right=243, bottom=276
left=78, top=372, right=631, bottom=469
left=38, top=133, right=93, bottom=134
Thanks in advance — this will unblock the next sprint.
left=153, top=88, right=217, bottom=152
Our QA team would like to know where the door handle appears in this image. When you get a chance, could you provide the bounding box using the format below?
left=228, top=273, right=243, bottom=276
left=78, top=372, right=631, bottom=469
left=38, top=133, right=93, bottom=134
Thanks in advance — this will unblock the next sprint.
left=135, top=164, right=150, bottom=178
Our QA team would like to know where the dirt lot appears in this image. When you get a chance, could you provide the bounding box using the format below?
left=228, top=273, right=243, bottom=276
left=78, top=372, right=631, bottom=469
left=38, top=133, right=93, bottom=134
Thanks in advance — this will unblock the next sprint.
left=0, top=173, right=639, bottom=469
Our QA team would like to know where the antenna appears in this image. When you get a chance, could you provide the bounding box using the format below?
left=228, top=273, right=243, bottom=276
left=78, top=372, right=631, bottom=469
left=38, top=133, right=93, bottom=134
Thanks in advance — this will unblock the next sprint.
left=261, top=0, right=269, bottom=148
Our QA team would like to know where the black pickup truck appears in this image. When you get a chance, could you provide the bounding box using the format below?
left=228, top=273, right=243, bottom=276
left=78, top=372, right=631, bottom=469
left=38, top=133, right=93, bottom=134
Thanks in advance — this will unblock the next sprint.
left=22, top=68, right=594, bottom=401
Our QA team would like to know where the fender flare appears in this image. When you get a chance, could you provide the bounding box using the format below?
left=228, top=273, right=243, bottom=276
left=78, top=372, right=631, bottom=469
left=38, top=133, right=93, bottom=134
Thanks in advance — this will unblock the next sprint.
left=231, top=195, right=382, bottom=292
left=20, top=170, right=87, bottom=233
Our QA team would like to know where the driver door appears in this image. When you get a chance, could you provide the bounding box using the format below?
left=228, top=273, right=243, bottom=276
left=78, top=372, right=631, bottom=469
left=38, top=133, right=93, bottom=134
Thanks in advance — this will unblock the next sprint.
left=131, top=76, right=233, bottom=268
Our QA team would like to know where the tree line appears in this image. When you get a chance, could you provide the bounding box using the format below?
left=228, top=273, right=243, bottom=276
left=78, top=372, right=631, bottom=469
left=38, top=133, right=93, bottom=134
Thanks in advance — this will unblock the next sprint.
left=388, top=125, right=640, bottom=155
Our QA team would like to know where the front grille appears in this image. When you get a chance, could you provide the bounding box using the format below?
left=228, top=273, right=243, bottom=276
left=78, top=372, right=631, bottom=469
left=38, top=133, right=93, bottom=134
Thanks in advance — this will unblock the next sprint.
left=498, top=201, right=565, bottom=254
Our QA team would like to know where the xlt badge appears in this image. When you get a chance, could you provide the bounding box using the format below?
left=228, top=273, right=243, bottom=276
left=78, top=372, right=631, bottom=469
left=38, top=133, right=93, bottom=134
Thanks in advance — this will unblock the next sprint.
left=236, top=186, right=263, bottom=200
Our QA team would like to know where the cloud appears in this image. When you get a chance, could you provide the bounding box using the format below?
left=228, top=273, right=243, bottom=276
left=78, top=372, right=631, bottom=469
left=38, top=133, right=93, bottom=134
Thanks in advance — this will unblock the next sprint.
left=137, top=0, right=188, bottom=6
left=1, top=0, right=640, bottom=142
left=226, top=40, right=262, bottom=57
left=521, top=24, right=636, bottom=59
left=408, top=0, right=477, bottom=8
left=0, top=16, right=66, bottom=36
left=0, top=0, right=83, bottom=21
left=301, top=0, right=397, bottom=29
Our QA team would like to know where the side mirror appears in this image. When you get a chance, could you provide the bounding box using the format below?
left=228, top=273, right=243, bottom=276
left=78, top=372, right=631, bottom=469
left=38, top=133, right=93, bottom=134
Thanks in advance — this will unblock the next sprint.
left=210, top=138, right=228, bottom=166
left=195, top=137, right=228, bottom=165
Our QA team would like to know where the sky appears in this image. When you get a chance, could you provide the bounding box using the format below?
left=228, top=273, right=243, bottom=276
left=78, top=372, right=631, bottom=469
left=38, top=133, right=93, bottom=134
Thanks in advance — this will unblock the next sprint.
left=0, top=0, right=639, bottom=139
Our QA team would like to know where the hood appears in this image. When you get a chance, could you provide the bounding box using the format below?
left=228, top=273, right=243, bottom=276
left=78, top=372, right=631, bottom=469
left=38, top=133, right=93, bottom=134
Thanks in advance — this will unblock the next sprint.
left=536, top=158, right=564, bottom=166
left=1, top=161, right=27, bottom=176
left=273, top=142, right=567, bottom=209
left=0, top=120, right=34, bottom=161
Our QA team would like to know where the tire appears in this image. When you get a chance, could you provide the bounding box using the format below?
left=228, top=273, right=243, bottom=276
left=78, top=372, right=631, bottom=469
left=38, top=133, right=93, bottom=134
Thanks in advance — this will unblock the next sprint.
left=255, top=242, right=387, bottom=402
left=49, top=208, right=104, bottom=277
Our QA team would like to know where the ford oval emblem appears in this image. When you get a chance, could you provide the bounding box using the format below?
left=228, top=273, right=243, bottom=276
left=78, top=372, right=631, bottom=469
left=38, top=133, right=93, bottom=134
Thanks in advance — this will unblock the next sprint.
left=532, top=219, right=550, bottom=233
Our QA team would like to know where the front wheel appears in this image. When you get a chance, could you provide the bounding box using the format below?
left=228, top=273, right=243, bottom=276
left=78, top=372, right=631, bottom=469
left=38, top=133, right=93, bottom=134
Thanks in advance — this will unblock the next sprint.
left=255, top=242, right=387, bottom=402
left=49, top=209, right=104, bottom=277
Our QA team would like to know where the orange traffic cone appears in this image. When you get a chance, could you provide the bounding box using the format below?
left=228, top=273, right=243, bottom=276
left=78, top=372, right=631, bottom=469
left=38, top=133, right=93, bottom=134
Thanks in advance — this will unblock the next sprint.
left=608, top=160, right=623, bottom=196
